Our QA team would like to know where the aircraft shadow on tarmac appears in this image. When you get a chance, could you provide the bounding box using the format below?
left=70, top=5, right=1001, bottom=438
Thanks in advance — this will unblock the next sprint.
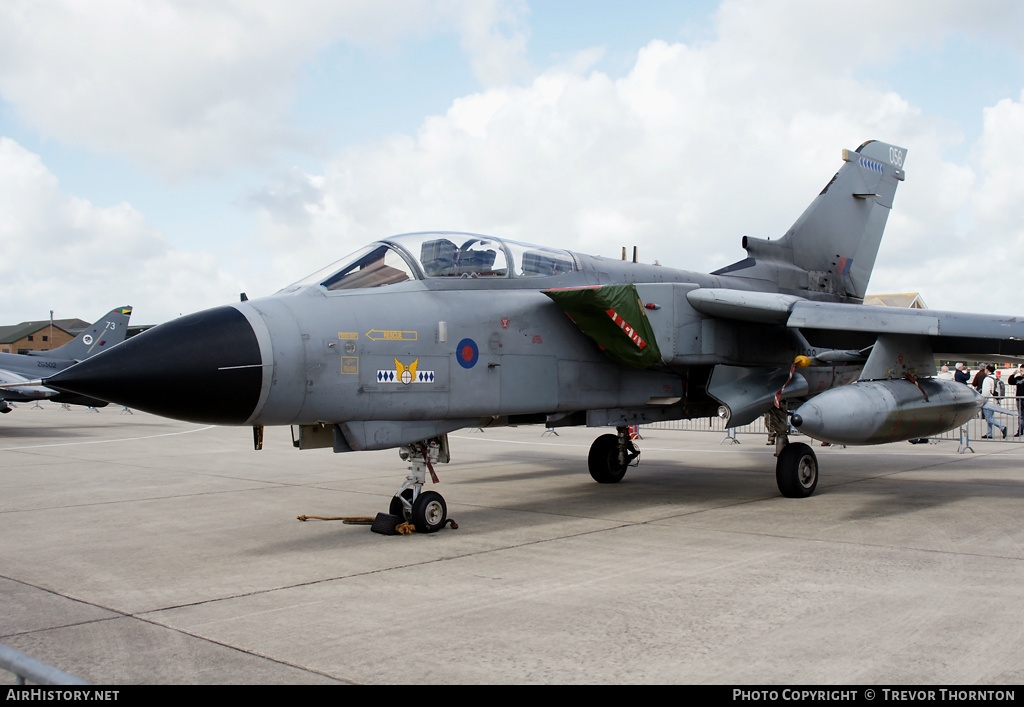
left=404, top=448, right=1024, bottom=529
left=0, top=418, right=170, bottom=441
left=0, top=424, right=95, bottom=441
left=832, top=474, right=1024, bottom=522
left=192, top=455, right=1024, bottom=559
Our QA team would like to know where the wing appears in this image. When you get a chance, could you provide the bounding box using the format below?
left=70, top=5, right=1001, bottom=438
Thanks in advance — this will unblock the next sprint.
left=787, top=300, right=1024, bottom=362
left=686, top=287, right=1021, bottom=436
left=687, top=288, right=1024, bottom=363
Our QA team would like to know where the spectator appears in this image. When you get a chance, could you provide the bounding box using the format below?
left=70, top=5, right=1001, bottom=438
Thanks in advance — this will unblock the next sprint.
left=972, top=365, right=988, bottom=392
left=1008, top=365, right=1024, bottom=437
left=954, top=362, right=970, bottom=385
left=981, top=364, right=1007, bottom=438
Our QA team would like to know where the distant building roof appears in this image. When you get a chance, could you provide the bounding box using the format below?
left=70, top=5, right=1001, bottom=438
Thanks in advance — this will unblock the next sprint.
left=0, top=318, right=89, bottom=344
left=864, top=293, right=928, bottom=309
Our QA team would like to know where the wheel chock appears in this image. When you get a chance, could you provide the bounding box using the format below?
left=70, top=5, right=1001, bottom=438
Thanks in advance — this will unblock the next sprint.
left=370, top=512, right=402, bottom=535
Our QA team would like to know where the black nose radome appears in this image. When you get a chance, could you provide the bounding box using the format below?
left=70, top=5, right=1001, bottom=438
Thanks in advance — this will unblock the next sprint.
left=790, top=413, right=803, bottom=428
left=46, top=306, right=263, bottom=425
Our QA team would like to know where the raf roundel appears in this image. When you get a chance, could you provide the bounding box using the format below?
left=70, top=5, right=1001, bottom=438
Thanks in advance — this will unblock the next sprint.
left=456, top=338, right=478, bottom=369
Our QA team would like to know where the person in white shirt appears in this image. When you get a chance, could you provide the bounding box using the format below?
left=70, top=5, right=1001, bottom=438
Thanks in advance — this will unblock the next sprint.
left=981, top=364, right=1007, bottom=438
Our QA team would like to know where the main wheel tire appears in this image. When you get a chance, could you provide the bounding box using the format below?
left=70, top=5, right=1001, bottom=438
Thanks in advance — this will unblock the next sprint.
left=588, top=434, right=628, bottom=484
left=412, top=491, right=448, bottom=533
left=776, top=442, right=819, bottom=498
left=389, top=488, right=414, bottom=521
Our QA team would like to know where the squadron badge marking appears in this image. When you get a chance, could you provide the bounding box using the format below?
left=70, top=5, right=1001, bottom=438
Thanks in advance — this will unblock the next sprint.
left=377, top=358, right=435, bottom=384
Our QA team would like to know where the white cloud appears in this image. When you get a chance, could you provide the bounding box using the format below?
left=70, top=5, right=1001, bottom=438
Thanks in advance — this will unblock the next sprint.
left=452, top=0, right=532, bottom=86
left=246, top=1, right=1024, bottom=317
left=870, top=91, right=1024, bottom=314
left=0, top=0, right=530, bottom=179
left=972, top=92, right=1024, bottom=236
left=3, top=0, right=1023, bottom=322
left=0, top=137, right=240, bottom=324
left=714, top=0, right=1024, bottom=72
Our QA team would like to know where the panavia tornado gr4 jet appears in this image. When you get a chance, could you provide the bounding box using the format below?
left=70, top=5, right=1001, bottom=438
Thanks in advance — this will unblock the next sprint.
left=0, top=306, right=132, bottom=413
left=43, top=141, right=1024, bottom=532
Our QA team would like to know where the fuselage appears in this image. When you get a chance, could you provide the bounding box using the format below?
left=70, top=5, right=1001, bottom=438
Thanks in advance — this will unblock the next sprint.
left=44, top=232, right=861, bottom=440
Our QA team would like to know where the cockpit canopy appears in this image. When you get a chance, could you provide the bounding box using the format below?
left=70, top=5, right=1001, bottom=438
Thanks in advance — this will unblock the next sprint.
left=292, top=232, right=578, bottom=292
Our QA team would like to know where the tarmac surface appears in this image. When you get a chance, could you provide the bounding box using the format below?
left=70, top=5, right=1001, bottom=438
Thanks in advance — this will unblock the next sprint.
left=1, top=404, right=1023, bottom=685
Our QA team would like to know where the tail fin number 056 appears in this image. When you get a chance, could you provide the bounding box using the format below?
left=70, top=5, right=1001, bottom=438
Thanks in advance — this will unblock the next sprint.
left=889, top=147, right=904, bottom=167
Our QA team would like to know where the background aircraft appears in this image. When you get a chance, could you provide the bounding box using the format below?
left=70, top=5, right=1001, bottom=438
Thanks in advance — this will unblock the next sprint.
left=0, top=307, right=133, bottom=412
left=44, top=141, right=1024, bottom=531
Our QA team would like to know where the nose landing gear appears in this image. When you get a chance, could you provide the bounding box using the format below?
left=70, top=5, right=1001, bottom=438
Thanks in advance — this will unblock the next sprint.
left=374, top=436, right=452, bottom=534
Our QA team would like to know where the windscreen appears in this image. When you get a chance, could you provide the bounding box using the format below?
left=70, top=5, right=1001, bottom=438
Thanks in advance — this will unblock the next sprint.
left=321, top=245, right=415, bottom=290
left=288, top=244, right=416, bottom=292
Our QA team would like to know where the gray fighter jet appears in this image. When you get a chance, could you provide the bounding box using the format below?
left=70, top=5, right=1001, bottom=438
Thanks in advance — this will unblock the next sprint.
left=0, top=307, right=133, bottom=412
left=44, top=141, right=1024, bottom=531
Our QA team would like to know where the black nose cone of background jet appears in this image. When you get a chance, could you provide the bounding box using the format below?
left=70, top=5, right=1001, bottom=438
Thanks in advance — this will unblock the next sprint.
left=46, top=306, right=262, bottom=425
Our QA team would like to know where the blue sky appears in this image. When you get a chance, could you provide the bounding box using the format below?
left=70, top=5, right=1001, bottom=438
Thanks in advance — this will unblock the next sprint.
left=0, top=0, right=1022, bottom=324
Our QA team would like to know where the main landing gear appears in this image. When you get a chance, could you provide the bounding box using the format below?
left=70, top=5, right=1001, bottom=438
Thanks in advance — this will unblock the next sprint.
left=382, top=438, right=450, bottom=534
left=587, top=427, right=640, bottom=483
left=766, top=408, right=818, bottom=498
left=582, top=415, right=819, bottom=498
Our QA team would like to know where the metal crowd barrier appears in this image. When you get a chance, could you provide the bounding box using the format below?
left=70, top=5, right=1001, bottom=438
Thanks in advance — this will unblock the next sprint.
left=0, top=644, right=88, bottom=685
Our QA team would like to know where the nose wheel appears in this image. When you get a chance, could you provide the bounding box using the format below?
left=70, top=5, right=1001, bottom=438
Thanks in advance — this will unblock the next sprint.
left=389, top=488, right=415, bottom=520
left=389, top=488, right=449, bottom=533
left=376, top=437, right=452, bottom=534
left=412, top=491, right=447, bottom=533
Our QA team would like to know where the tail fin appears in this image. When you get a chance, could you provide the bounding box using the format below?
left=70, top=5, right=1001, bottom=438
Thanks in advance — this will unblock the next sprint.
left=716, top=140, right=906, bottom=302
left=46, top=307, right=133, bottom=361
